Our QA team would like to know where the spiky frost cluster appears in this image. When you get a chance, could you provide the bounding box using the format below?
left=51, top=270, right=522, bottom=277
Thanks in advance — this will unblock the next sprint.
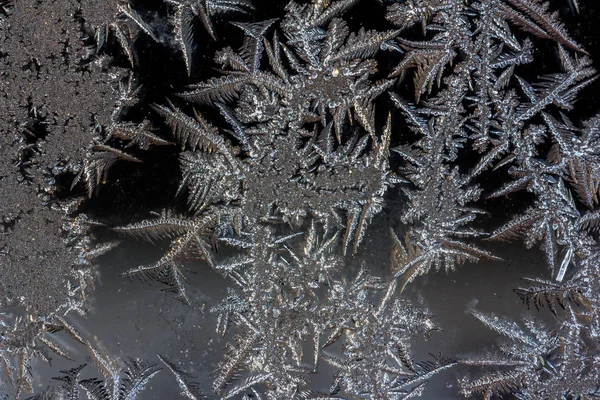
left=383, top=0, right=600, bottom=397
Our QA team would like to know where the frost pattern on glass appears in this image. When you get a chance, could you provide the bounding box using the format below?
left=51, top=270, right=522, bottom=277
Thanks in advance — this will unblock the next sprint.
left=2, top=0, right=600, bottom=399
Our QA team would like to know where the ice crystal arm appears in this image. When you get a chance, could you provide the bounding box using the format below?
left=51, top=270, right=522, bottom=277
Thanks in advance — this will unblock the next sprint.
left=222, top=374, right=272, bottom=399
left=310, top=0, right=360, bottom=27
left=119, top=359, right=162, bottom=400
left=181, top=75, right=249, bottom=105
left=113, top=213, right=197, bottom=243
left=117, top=211, right=218, bottom=302
left=392, top=229, right=499, bottom=292
left=486, top=177, right=581, bottom=278
left=118, top=3, right=160, bottom=43
left=331, top=26, right=399, bottom=61
left=545, top=112, right=600, bottom=209
left=71, top=145, right=142, bottom=198
left=390, top=40, right=456, bottom=102
left=164, top=0, right=254, bottom=70
left=51, top=364, right=86, bottom=400
left=177, top=151, right=241, bottom=213
left=37, top=336, right=73, bottom=361
left=109, top=22, right=135, bottom=67
left=499, top=0, right=585, bottom=53
left=214, top=102, right=251, bottom=152
left=84, top=341, right=120, bottom=380
left=210, top=287, right=247, bottom=336
left=514, top=277, right=585, bottom=314
left=390, top=143, right=498, bottom=290
left=78, top=356, right=159, bottom=400
left=110, top=121, right=172, bottom=150
left=458, top=308, right=571, bottom=399
left=458, top=371, right=523, bottom=399
left=173, top=5, right=197, bottom=76
left=515, top=47, right=596, bottom=124
left=152, top=102, right=234, bottom=158
left=468, top=309, right=536, bottom=346
left=158, top=354, right=206, bottom=399
left=231, top=19, right=278, bottom=73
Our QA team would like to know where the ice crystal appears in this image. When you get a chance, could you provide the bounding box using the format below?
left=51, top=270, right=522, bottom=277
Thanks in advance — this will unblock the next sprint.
left=163, top=1, right=402, bottom=253
left=79, top=358, right=160, bottom=400
left=28, top=346, right=161, bottom=400
left=114, top=209, right=222, bottom=304
left=158, top=354, right=205, bottom=399
left=163, top=0, right=255, bottom=75
left=460, top=300, right=600, bottom=399
left=1, top=309, right=87, bottom=398
left=202, top=222, right=452, bottom=398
